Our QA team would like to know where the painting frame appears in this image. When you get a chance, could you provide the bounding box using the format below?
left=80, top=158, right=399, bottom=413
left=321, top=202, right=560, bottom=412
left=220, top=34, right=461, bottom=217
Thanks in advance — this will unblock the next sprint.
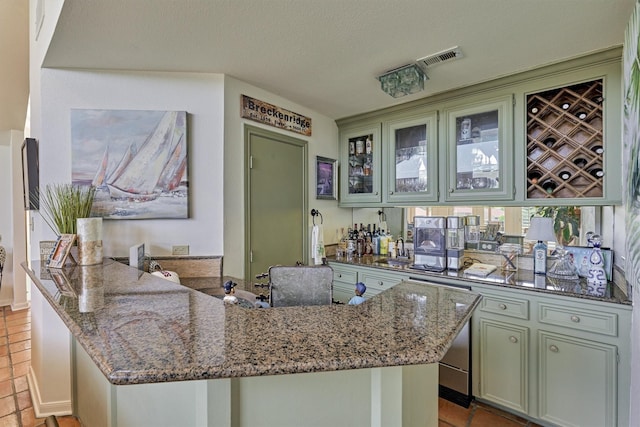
left=47, top=234, right=76, bottom=269
left=71, top=109, right=189, bottom=220
left=316, top=156, right=337, bottom=200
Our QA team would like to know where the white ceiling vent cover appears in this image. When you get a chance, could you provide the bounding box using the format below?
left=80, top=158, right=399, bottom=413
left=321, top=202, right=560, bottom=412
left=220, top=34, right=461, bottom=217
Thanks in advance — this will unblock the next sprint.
left=417, top=47, right=463, bottom=68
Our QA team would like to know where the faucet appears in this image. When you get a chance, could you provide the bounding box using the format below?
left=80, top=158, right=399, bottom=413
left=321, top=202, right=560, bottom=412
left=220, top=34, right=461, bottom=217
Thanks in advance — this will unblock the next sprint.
left=395, top=238, right=405, bottom=258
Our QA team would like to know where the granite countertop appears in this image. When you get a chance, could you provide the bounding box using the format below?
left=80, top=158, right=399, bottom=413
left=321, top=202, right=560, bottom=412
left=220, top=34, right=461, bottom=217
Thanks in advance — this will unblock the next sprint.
left=329, top=255, right=631, bottom=305
left=23, top=259, right=481, bottom=386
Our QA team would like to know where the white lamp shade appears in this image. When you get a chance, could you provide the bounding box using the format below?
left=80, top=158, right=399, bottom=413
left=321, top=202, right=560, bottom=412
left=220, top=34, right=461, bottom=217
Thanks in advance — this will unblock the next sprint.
left=526, top=217, right=556, bottom=242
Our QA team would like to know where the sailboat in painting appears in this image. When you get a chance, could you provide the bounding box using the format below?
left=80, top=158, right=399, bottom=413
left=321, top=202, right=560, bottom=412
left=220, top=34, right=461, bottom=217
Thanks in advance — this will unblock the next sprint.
left=91, top=111, right=187, bottom=201
left=109, top=111, right=186, bottom=200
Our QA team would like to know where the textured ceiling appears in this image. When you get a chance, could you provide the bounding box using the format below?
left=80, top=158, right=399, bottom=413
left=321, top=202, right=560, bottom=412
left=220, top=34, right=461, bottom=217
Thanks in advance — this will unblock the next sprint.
left=6, top=0, right=638, bottom=127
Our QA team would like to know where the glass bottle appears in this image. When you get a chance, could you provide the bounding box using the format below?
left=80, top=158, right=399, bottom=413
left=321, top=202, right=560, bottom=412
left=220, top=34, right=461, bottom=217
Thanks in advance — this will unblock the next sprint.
left=586, top=235, right=607, bottom=297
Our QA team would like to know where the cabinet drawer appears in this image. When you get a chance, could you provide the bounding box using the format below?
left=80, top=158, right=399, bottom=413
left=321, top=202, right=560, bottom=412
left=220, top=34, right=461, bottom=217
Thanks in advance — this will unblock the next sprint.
left=332, top=267, right=357, bottom=285
left=538, top=302, right=618, bottom=337
left=480, top=295, right=529, bottom=320
left=360, top=270, right=407, bottom=293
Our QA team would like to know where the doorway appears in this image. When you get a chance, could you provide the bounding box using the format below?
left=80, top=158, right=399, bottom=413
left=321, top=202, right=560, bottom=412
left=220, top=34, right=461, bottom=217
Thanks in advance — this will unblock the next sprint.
left=244, top=125, right=308, bottom=281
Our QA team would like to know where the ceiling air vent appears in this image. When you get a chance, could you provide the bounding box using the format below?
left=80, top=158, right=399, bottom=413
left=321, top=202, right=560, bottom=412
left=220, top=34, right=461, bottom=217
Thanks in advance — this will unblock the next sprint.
left=417, top=46, right=463, bottom=68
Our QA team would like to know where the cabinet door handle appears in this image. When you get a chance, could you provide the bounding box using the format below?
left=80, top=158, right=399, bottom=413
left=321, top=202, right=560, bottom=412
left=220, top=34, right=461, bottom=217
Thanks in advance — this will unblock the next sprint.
left=570, top=315, right=580, bottom=323
left=449, top=188, right=454, bottom=193
left=498, top=303, right=507, bottom=310
left=389, top=191, right=394, bottom=195
left=375, top=191, right=379, bottom=195
left=337, top=274, right=342, bottom=278
left=378, top=281, right=384, bottom=286
left=509, top=336, right=518, bottom=343
left=549, top=345, right=559, bottom=353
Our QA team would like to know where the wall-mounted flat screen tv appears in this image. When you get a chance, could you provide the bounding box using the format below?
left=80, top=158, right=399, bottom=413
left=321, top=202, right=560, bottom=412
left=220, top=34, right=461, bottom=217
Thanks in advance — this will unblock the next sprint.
left=21, top=137, right=39, bottom=210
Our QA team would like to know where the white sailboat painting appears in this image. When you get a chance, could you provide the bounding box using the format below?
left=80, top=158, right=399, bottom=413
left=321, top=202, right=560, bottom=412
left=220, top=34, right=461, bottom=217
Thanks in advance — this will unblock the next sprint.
left=71, top=109, right=188, bottom=219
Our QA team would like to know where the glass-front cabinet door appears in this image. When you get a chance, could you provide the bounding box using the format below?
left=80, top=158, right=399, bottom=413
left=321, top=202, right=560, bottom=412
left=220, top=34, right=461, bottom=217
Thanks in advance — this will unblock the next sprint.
left=339, top=122, right=382, bottom=204
left=444, top=95, right=514, bottom=202
left=384, top=110, right=439, bottom=203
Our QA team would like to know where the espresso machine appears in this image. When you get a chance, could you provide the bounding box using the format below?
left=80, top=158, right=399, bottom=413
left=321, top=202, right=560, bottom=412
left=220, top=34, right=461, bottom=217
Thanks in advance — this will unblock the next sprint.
left=412, top=216, right=446, bottom=271
left=446, top=216, right=465, bottom=270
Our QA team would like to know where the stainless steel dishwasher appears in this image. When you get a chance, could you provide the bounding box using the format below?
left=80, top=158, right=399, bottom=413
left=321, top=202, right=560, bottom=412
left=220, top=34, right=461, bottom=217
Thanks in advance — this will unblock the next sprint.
left=410, top=277, right=473, bottom=407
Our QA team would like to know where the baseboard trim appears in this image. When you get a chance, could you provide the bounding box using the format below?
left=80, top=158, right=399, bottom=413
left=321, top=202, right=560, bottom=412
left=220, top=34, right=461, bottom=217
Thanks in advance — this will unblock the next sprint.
left=10, top=300, right=30, bottom=311
left=27, top=366, right=72, bottom=418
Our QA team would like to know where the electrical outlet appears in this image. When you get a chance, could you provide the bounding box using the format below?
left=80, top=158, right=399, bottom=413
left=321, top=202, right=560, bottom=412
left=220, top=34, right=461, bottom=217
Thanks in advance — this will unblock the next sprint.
left=172, top=245, right=189, bottom=256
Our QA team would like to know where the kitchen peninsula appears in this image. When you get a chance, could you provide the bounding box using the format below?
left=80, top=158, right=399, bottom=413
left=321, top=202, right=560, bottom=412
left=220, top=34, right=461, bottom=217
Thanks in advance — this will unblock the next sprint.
left=24, top=260, right=481, bottom=427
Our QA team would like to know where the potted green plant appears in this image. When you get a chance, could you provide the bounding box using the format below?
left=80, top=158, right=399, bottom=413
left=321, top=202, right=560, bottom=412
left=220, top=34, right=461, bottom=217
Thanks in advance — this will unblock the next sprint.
left=535, top=206, right=581, bottom=247
left=39, top=183, right=97, bottom=235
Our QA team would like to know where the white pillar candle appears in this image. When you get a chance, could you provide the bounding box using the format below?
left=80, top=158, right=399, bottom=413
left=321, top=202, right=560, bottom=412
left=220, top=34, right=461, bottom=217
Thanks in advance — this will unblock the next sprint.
left=77, top=217, right=103, bottom=265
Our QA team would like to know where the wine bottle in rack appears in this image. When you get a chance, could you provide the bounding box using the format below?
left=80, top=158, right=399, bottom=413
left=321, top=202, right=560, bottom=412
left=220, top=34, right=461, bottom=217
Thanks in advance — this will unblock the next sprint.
left=591, top=145, right=604, bottom=155
left=528, top=170, right=542, bottom=185
left=561, top=102, right=571, bottom=110
left=573, top=157, right=588, bottom=168
left=589, top=167, right=604, bottom=178
left=543, top=137, right=556, bottom=148
left=558, top=170, right=572, bottom=181
left=575, top=111, right=588, bottom=120
left=541, top=179, right=557, bottom=194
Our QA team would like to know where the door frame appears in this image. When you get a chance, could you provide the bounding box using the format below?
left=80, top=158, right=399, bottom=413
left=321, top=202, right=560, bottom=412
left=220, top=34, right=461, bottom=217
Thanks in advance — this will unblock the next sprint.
left=243, top=125, right=308, bottom=281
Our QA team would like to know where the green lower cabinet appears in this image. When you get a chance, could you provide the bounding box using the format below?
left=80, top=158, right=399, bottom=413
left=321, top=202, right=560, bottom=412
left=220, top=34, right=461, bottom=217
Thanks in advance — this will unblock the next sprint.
left=537, top=331, right=617, bottom=427
left=477, top=318, right=529, bottom=414
left=358, top=268, right=409, bottom=297
left=333, top=282, right=354, bottom=304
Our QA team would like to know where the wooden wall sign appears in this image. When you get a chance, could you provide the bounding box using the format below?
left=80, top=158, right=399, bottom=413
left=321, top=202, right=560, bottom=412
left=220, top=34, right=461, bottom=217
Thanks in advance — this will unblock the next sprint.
left=241, top=95, right=312, bottom=136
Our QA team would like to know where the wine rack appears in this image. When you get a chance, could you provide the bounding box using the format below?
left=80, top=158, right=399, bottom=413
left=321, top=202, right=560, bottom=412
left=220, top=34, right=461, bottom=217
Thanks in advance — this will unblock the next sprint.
left=526, top=79, right=604, bottom=199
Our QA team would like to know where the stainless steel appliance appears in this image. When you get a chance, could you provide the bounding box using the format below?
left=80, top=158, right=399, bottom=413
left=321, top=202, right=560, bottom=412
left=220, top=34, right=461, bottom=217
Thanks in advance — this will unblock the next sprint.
left=412, top=216, right=446, bottom=271
left=410, top=277, right=473, bottom=407
left=446, top=216, right=465, bottom=270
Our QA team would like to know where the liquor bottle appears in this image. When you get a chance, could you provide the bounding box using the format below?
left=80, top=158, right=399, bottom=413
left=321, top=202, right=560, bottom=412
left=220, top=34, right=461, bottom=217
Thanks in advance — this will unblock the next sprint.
left=586, top=235, right=607, bottom=297
left=541, top=179, right=557, bottom=194
left=372, top=226, right=379, bottom=255
left=365, top=137, right=372, bottom=154
left=533, top=239, right=548, bottom=275
left=558, top=170, right=572, bottom=181
left=379, top=230, right=388, bottom=255
left=349, top=140, right=355, bottom=155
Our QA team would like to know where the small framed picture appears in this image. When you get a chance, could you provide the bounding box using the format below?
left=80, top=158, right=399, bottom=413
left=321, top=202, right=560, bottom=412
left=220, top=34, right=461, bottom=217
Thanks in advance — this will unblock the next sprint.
left=316, top=156, right=337, bottom=200
left=47, top=234, right=76, bottom=269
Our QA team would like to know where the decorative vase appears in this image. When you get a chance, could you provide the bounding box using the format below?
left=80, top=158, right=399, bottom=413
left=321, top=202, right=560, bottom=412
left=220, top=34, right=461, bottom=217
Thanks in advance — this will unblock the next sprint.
left=76, top=218, right=103, bottom=265
left=586, top=235, right=607, bottom=297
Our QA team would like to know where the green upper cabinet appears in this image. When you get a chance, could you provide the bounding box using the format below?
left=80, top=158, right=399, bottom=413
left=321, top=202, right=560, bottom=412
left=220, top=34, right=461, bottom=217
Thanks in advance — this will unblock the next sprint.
left=443, top=95, right=514, bottom=202
left=383, top=109, right=439, bottom=204
left=336, top=48, right=622, bottom=207
left=340, top=121, right=382, bottom=204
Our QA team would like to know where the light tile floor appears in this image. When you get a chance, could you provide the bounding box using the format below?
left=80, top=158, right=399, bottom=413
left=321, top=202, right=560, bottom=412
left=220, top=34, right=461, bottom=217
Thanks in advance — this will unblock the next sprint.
left=0, top=306, right=79, bottom=427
